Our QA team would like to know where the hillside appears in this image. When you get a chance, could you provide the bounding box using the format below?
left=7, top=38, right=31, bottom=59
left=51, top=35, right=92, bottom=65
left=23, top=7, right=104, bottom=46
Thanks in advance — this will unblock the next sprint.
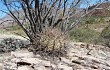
left=87, top=2, right=110, bottom=17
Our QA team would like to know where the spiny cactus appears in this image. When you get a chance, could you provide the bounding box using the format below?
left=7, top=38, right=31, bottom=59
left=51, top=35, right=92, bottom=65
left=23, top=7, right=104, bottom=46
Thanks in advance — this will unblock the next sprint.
left=27, top=27, right=68, bottom=57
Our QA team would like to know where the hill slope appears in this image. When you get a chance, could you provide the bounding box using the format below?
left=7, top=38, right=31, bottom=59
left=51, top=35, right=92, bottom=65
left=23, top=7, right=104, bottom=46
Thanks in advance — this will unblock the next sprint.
left=87, top=2, right=110, bottom=16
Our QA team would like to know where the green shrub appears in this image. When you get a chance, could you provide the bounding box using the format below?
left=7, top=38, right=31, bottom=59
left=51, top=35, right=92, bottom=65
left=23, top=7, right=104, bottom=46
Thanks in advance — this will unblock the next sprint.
left=69, top=28, right=100, bottom=43
left=85, top=18, right=96, bottom=24
left=101, top=27, right=110, bottom=39
left=82, top=17, right=105, bottom=25
left=0, top=38, right=29, bottom=52
left=100, top=27, right=110, bottom=47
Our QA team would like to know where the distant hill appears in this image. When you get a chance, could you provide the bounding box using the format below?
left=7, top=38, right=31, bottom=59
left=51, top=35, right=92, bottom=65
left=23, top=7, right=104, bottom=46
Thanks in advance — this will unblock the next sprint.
left=0, top=10, right=24, bottom=28
left=87, top=2, right=110, bottom=17
left=73, top=2, right=110, bottom=18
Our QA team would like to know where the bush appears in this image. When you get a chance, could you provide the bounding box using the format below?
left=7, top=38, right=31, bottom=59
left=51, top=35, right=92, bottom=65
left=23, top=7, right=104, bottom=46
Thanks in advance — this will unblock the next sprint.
left=0, top=38, right=29, bottom=52
left=27, top=27, right=68, bottom=57
left=85, top=17, right=96, bottom=24
left=69, top=28, right=100, bottom=43
left=101, top=27, right=110, bottom=47
left=82, top=17, right=105, bottom=25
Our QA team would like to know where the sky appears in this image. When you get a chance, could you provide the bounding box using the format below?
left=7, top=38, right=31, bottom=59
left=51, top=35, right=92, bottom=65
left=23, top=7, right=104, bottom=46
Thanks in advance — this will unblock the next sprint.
left=79, top=0, right=106, bottom=8
left=0, top=0, right=107, bottom=18
left=0, top=0, right=7, bottom=18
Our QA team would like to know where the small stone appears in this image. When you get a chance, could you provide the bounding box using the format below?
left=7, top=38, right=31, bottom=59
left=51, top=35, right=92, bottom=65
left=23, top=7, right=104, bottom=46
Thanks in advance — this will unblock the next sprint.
left=10, top=64, right=17, bottom=70
left=11, top=51, right=34, bottom=58
left=35, top=66, right=46, bottom=70
left=51, top=64, right=56, bottom=69
left=58, top=63, right=73, bottom=70
left=11, top=58, right=21, bottom=63
left=0, top=63, right=3, bottom=70
left=61, top=57, right=72, bottom=64
left=17, top=66, right=34, bottom=70
left=21, top=58, right=42, bottom=64
left=41, top=61, right=51, bottom=67
left=71, top=57, right=79, bottom=61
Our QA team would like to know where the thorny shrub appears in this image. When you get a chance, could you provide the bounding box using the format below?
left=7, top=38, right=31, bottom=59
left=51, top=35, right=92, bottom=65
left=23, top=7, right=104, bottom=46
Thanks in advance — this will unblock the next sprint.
left=27, top=27, right=68, bottom=57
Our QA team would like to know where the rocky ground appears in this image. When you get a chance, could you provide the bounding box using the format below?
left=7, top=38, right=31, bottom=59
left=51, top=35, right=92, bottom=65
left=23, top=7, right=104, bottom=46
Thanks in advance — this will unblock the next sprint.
left=0, top=42, right=110, bottom=70
left=0, top=35, right=110, bottom=70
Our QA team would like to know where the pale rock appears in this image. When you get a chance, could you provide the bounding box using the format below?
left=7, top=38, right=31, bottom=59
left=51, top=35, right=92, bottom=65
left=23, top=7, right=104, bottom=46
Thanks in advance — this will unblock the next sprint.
left=11, top=51, right=34, bottom=58
left=41, top=61, right=51, bottom=67
left=17, top=66, right=34, bottom=70
left=21, top=58, right=42, bottom=64
left=60, top=57, right=72, bottom=64
left=58, top=63, right=73, bottom=70
left=0, top=63, right=3, bottom=70
left=10, top=64, right=17, bottom=70
left=35, top=66, right=46, bottom=70
left=70, top=57, right=79, bottom=61
left=34, top=54, right=41, bottom=58
left=11, top=58, right=21, bottom=63
left=51, top=64, right=57, bottom=69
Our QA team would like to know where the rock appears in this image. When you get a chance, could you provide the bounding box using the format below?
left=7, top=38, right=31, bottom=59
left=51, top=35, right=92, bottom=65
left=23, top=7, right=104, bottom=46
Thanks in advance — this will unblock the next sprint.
left=0, top=63, right=3, bottom=70
left=11, top=51, right=34, bottom=58
left=2, top=42, right=110, bottom=70
left=17, top=66, right=34, bottom=70
left=41, top=61, right=51, bottom=67
left=70, top=57, right=79, bottom=61
left=51, top=64, right=57, bottom=69
left=11, top=58, right=21, bottom=63
left=20, top=58, right=42, bottom=64
left=60, top=57, right=72, bottom=64
left=10, top=63, right=17, bottom=70
left=34, top=66, right=46, bottom=70
left=58, top=63, right=73, bottom=70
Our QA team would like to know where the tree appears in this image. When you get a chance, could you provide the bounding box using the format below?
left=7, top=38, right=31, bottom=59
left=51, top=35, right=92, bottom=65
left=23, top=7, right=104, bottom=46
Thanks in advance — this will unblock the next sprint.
left=0, top=0, right=107, bottom=56
left=1, top=0, right=80, bottom=41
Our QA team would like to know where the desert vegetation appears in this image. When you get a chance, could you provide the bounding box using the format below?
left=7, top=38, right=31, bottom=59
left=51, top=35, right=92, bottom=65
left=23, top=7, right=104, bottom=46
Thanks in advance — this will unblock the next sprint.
left=69, top=16, right=110, bottom=46
left=0, top=0, right=110, bottom=57
left=0, top=0, right=110, bottom=70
